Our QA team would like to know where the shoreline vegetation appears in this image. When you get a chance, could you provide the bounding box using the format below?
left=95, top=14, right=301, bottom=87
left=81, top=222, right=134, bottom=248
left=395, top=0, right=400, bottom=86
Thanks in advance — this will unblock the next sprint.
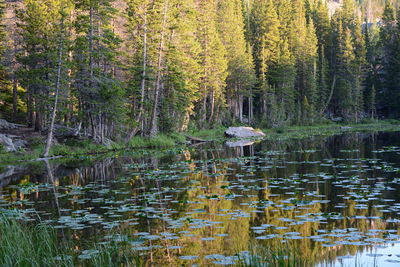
left=0, top=217, right=142, bottom=267
left=0, top=216, right=378, bottom=267
left=1, top=120, right=399, bottom=166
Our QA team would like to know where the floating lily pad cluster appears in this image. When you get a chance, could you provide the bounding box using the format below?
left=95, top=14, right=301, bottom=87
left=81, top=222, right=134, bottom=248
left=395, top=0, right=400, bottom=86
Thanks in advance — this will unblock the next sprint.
left=1, top=132, right=400, bottom=266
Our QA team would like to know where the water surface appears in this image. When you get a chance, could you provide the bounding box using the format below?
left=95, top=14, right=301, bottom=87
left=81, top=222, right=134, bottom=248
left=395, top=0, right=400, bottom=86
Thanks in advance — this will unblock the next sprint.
left=1, top=131, right=400, bottom=266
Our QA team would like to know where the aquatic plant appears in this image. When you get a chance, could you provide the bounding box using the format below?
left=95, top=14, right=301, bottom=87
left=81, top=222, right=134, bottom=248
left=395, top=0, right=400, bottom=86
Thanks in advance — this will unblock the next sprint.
left=0, top=217, right=142, bottom=267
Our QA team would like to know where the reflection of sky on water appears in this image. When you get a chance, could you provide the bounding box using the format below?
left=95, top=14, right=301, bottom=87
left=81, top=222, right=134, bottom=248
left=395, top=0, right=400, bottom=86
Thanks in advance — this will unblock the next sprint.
left=321, top=243, right=400, bottom=267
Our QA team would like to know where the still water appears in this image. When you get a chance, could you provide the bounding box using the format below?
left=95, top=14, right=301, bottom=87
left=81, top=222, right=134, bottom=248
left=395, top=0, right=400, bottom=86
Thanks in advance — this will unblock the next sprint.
left=1, top=131, right=400, bottom=266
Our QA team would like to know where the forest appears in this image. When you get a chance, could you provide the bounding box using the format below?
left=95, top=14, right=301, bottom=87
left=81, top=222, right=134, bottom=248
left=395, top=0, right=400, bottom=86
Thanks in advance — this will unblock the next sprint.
left=0, top=0, right=400, bottom=144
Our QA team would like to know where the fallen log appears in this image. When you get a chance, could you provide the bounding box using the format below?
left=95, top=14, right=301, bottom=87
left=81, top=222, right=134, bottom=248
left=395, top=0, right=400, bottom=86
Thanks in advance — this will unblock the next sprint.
left=185, top=135, right=210, bottom=144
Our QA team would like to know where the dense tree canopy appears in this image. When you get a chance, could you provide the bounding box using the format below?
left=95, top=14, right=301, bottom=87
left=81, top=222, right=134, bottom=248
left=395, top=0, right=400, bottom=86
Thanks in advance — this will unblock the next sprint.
left=0, top=0, right=399, bottom=142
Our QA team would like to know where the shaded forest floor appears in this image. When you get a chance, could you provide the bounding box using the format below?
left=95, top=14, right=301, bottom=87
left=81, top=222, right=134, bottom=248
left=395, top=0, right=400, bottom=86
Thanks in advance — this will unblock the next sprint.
left=0, top=120, right=399, bottom=166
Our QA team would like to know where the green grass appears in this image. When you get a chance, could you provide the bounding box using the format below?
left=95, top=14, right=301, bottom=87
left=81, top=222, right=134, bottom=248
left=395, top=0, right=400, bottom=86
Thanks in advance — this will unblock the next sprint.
left=0, top=218, right=73, bottom=267
left=128, top=133, right=185, bottom=148
left=0, top=217, right=142, bottom=267
left=187, top=126, right=226, bottom=140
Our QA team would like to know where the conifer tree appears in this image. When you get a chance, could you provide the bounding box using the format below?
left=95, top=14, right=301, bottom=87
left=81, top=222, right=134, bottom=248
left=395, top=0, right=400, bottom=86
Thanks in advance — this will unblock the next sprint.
left=160, top=0, right=202, bottom=132
left=126, top=0, right=152, bottom=136
left=17, top=0, right=65, bottom=131
left=309, top=0, right=331, bottom=113
left=250, top=0, right=280, bottom=124
left=0, top=0, right=10, bottom=118
left=196, top=0, right=228, bottom=126
left=217, top=0, right=255, bottom=124
left=291, top=0, right=318, bottom=123
left=379, top=1, right=400, bottom=117
left=73, top=0, right=124, bottom=142
left=331, top=0, right=365, bottom=122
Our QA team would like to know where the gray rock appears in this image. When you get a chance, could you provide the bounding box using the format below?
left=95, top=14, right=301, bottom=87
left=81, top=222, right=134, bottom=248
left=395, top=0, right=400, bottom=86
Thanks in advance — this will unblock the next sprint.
left=0, top=119, right=20, bottom=130
left=13, top=139, right=28, bottom=150
left=224, top=127, right=266, bottom=138
left=0, top=134, right=16, bottom=152
left=48, top=124, right=80, bottom=139
left=102, top=138, right=115, bottom=148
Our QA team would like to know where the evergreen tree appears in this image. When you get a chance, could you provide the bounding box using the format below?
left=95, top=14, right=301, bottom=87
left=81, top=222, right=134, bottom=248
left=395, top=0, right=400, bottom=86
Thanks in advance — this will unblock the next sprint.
left=126, top=0, right=152, bottom=136
left=331, top=0, right=365, bottom=122
left=217, top=0, right=256, bottom=124
left=250, top=0, right=281, bottom=125
left=0, top=0, right=11, bottom=119
left=73, top=0, right=125, bottom=142
left=160, top=0, right=202, bottom=132
left=378, top=1, right=400, bottom=117
left=291, top=0, right=318, bottom=123
left=309, top=0, right=331, bottom=113
left=195, top=0, right=228, bottom=127
left=17, top=0, right=65, bottom=131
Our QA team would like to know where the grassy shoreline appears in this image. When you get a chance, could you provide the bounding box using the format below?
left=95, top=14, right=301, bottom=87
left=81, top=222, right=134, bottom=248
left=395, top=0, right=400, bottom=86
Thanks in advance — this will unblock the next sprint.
left=0, top=120, right=399, bottom=166
left=0, top=217, right=141, bottom=267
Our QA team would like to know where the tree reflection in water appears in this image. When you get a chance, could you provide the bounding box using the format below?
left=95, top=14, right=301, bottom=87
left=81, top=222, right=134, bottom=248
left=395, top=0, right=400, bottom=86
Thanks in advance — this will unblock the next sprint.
left=1, top=132, right=400, bottom=266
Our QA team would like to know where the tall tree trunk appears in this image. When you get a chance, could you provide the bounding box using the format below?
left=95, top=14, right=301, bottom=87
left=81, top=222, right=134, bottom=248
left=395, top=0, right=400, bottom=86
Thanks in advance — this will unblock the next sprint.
left=208, top=90, right=215, bottom=124
left=89, top=6, right=94, bottom=80
left=127, top=9, right=148, bottom=142
left=44, top=17, right=64, bottom=158
left=149, top=0, right=169, bottom=137
left=201, top=87, right=207, bottom=123
left=12, top=74, right=18, bottom=122
left=88, top=5, right=95, bottom=138
left=27, top=95, right=33, bottom=127
left=139, top=10, right=147, bottom=135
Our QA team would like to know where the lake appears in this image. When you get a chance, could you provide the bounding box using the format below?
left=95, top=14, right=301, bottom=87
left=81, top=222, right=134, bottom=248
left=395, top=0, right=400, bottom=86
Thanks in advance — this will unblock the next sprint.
left=1, top=131, right=400, bottom=266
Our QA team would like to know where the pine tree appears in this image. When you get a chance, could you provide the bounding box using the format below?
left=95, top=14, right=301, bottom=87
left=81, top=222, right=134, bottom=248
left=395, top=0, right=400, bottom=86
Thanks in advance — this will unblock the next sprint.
left=73, top=0, right=125, bottom=142
left=217, top=0, right=256, bottom=124
left=126, top=0, right=152, bottom=137
left=44, top=1, right=73, bottom=157
left=291, top=0, right=318, bottom=123
left=378, top=1, right=400, bottom=118
left=331, top=1, right=365, bottom=122
left=364, top=17, right=380, bottom=119
left=268, top=38, right=296, bottom=125
left=160, top=0, right=202, bottom=132
left=309, top=0, right=331, bottom=114
left=0, top=0, right=11, bottom=119
left=196, top=0, right=228, bottom=127
left=17, top=0, right=65, bottom=131
left=250, top=0, right=281, bottom=124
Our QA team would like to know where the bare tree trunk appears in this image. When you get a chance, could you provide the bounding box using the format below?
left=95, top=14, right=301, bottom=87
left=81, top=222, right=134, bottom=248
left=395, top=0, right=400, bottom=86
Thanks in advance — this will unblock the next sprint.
left=202, top=89, right=207, bottom=123
left=12, top=75, right=18, bottom=122
left=89, top=6, right=94, bottom=80
left=320, top=75, right=336, bottom=115
left=249, top=86, right=253, bottom=124
left=88, top=6, right=95, bottom=138
left=208, top=90, right=215, bottom=124
left=139, top=11, right=147, bottom=135
left=149, top=0, right=169, bottom=137
left=27, top=91, right=33, bottom=127
left=34, top=101, right=42, bottom=132
left=127, top=10, right=148, bottom=141
left=239, top=95, right=243, bottom=122
left=44, top=17, right=64, bottom=158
